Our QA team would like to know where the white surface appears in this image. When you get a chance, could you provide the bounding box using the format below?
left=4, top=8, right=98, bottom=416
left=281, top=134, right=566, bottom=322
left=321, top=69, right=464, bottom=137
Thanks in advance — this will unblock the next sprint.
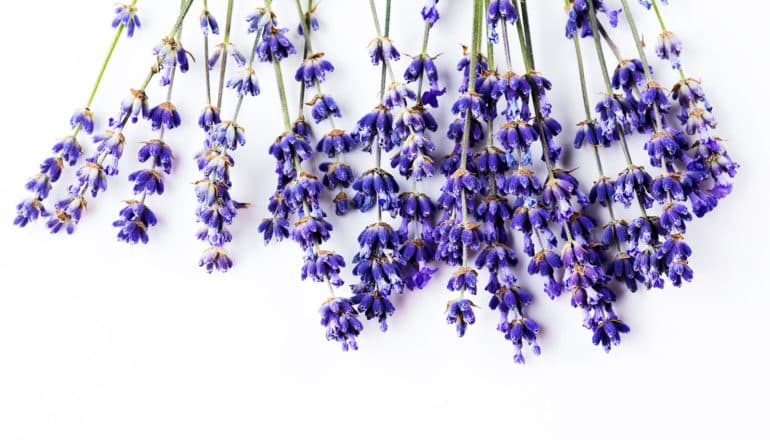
left=0, top=1, right=768, bottom=439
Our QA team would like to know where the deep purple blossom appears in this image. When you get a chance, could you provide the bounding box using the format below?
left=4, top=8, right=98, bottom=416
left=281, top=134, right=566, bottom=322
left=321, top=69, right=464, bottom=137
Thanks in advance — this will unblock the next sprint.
left=200, top=9, right=220, bottom=36
left=113, top=201, right=157, bottom=244
left=446, top=299, right=476, bottom=337
left=295, top=53, right=334, bottom=87
left=147, top=102, right=182, bottom=131
left=320, top=298, right=363, bottom=351
left=70, top=108, right=95, bottom=134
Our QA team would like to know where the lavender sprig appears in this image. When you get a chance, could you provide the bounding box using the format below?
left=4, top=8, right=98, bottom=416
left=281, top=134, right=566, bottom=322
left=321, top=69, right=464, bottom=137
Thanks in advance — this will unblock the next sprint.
left=391, top=2, right=445, bottom=291
left=438, top=0, right=485, bottom=340
left=643, top=0, right=738, bottom=206
left=582, top=1, right=697, bottom=291
left=198, top=0, right=222, bottom=131
left=345, top=0, right=410, bottom=334
left=14, top=1, right=141, bottom=228
left=113, top=8, right=186, bottom=245
left=292, top=0, right=356, bottom=218
left=467, top=0, right=543, bottom=363
left=257, top=2, right=355, bottom=350
left=44, top=0, right=194, bottom=235
left=196, top=2, right=268, bottom=273
left=510, top=0, right=628, bottom=352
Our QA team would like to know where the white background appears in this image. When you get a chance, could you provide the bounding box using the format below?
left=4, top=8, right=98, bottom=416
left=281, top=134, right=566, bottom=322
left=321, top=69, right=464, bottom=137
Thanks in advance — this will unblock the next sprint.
left=1, top=1, right=768, bottom=438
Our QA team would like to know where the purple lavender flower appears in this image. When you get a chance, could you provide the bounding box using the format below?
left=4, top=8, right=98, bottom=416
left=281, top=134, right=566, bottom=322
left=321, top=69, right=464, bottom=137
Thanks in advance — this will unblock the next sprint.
left=565, top=0, right=620, bottom=39
left=208, top=43, right=247, bottom=70
left=446, top=299, right=476, bottom=337
left=138, top=140, right=173, bottom=174
left=612, top=59, right=647, bottom=96
left=111, top=89, right=148, bottom=127
left=199, top=247, right=234, bottom=273
left=352, top=168, right=400, bottom=213
left=656, top=31, right=683, bottom=69
left=367, top=37, right=400, bottom=65
left=257, top=24, right=296, bottom=62
left=350, top=222, right=406, bottom=331
left=447, top=267, right=479, bottom=295
left=320, top=298, right=363, bottom=351
left=302, top=251, right=346, bottom=287
left=200, top=9, right=220, bottom=36
left=147, top=102, right=182, bottom=131
left=198, top=105, right=221, bottom=131
left=295, top=53, right=335, bottom=87
left=226, top=67, right=261, bottom=97
left=113, top=3, right=141, bottom=37
left=613, top=165, right=653, bottom=208
left=421, top=0, right=440, bottom=26
left=210, top=121, right=246, bottom=150
left=355, top=105, right=394, bottom=151
left=592, top=314, right=631, bottom=352
left=487, top=0, right=518, bottom=27
left=309, top=95, right=341, bottom=123
left=113, top=201, right=158, bottom=244
left=51, top=137, right=83, bottom=166
left=70, top=108, right=95, bottom=134
left=153, top=37, right=190, bottom=86
left=319, top=162, right=355, bottom=190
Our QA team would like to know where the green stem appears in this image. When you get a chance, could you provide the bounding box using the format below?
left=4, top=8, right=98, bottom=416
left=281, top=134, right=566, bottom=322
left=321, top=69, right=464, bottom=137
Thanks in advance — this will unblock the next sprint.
left=415, top=21, right=431, bottom=103
left=650, top=0, right=668, bottom=31
left=573, top=35, right=593, bottom=119
left=203, top=0, right=212, bottom=106
left=512, top=2, right=531, bottom=71
left=74, top=0, right=139, bottom=138
left=295, top=0, right=313, bottom=116
left=369, top=0, right=393, bottom=221
left=619, top=0, right=652, bottom=80
left=459, top=0, right=482, bottom=172
left=216, top=0, right=235, bottom=109
left=572, top=35, right=619, bottom=226
left=484, top=0, right=494, bottom=69
left=586, top=0, right=650, bottom=217
left=518, top=0, right=534, bottom=66
left=273, top=62, right=292, bottom=131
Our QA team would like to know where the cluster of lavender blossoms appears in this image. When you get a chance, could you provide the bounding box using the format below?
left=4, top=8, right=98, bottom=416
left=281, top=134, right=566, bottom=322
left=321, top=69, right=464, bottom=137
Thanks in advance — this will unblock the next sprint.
left=565, top=0, right=737, bottom=297
left=20, top=2, right=195, bottom=238
left=15, top=1, right=143, bottom=229
left=14, top=0, right=737, bottom=362
left=193, top=0, right=264, bottom=273
left=435, top=0, right=630, bottom=361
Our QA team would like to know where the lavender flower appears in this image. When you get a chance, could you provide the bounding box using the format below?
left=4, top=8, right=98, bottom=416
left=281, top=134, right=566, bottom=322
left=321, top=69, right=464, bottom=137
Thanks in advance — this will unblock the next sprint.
left=113, top=3, right=141, bottom=37
left=446, top=299, right=476, bottom=337
left=320, top=298, right=363, bottom=351
left=200, top=9, right=220, bottom=36
left=656, top=31, right=682, bottom=69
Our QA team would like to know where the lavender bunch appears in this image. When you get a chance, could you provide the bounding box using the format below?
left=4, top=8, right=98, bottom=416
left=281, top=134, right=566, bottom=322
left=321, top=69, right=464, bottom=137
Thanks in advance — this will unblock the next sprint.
left=565, top=0, right=712, bottom=291
left=14, top=2, right=142, bottom=229
left=484, top=0, right=626, bottom=354
left=435, top=1, right=489, bottom=343
left=45, top=1, right=194, bottom=235
left=195, top=2, right=270, bottom=273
